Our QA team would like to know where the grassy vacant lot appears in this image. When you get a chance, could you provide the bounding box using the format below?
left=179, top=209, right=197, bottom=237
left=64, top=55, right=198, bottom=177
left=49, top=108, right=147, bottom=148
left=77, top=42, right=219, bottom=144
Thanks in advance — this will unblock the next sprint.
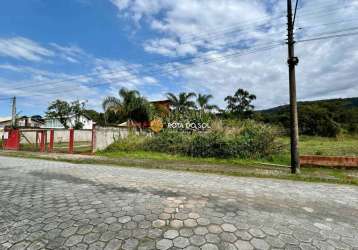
left=19, top=141, right=92, bottom=154
left=1, top=136, right=357, bottom=186
left=95, top=135, right=358, bottom=185
left=271, top=135, right=358, bottom=165
left=98, top=135, right=358, bottom=165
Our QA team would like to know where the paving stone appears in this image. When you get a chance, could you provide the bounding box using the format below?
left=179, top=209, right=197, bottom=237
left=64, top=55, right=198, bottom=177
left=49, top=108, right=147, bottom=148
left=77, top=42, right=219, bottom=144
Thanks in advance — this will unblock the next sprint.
left=207, top=225, right=222, bottom=234
left=190, top=235, right=206, bottom=246
left=170, top=220, right=184, bottom=228
left=65, top=235, right=83, bottom=247
left=27, top=241, right=46, bottom=250
left=189, top=213, right=200, bottom=219
left=83, top=232, right=100, bottom=244
left=8, top=241, right=31, bottom=250
left=122, top=238, right=139, bottom=250
left=104, top=238, right=122, bottom=250
left=235, top=230, right=252, bottom=241
left=235, top=240, right=254, bottom=250
left=201, top=243, right=219, bottom=250
left=266, top=236, right=285, bottom=248
left=250, top=238, right=270, bottom=250
left=156, top=239, right=173, bottom=250
left=197, top=218, right=210, bottom=226
left=184, top=219, right=198, bottom=228
left=70, top=243, right=88, bottom=250
left=118, top=216, right=131, bottom=224
left=300, top=243, right=318, bottom=250
left=77, top=225, right=93, bottom=235
left=152, top=220, right=165, bottom=228
left=279, top=234, right=299, bottom=245
left=88, top=241, right=106, bottom=250
left=248, top=228, right=265, bottom=238
left=221, top=224, right=237, bottom=233
left=0, top=157, right=357, bottom=250
left=261, top=227, right=279, bottom=236
left=205, top=233, right=221, bottom=244
left=174, top=236, right=190, bottom=248
left=61, top=226, right=78, bottom=237
left=100, top=231, right=116, bottom=241
left=180, top=228, right=194, bottom=237
left=137, top=239, right=155, bottom=250
left=164, top=229, right=179, bottom=239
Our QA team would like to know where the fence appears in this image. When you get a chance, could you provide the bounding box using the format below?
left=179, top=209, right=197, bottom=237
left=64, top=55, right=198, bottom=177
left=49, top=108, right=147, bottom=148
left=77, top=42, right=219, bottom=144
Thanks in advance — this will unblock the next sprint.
left=2, top=125, right=152, bottom=154
left=93, top=126, right=152, bottom=151
left=2, top=128, right=93, bottom=154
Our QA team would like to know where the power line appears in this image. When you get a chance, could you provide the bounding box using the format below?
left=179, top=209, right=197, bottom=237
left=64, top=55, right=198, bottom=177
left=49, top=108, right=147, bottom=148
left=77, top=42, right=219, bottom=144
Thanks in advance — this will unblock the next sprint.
left=8, top=36, right=286, bottom=92
left=3, top=27, right=358, bottom=100
left=293, top=0, right=300, bottom=26
left=2, top=30, right=357, bottom=101
left=1, top=4, right=355, bottom=90
left=10, top=43, right=285, bottom=99
left=177, top=0, right=354, bottom=42
left=297, top=30, right=358, bottom=43
left=0, top=2, right=356, bottom=99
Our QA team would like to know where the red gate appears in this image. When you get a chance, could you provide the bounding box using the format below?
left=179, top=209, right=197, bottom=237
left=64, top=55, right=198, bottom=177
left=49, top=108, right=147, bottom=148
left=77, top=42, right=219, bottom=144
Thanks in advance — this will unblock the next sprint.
left=1, top=127, right=95, bottom=154
left=2, top=128, right=20, bottom=150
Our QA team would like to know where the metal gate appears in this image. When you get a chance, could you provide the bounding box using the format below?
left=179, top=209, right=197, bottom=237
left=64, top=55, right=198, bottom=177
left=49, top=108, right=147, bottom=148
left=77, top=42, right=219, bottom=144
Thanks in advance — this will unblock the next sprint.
left=2, top=128, right=94, bottom=154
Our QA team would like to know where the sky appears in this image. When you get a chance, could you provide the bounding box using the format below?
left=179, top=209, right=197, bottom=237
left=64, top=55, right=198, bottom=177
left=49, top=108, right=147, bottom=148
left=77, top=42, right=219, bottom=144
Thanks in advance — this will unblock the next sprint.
left=0, top=0, right=358, bottom=117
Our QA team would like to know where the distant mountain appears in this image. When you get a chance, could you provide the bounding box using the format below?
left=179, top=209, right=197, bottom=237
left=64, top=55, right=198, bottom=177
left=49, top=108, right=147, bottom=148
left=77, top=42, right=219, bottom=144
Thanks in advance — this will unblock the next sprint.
left=260, top=97, right=358, bottom=114
left=257, top=97, right=358, bottom=137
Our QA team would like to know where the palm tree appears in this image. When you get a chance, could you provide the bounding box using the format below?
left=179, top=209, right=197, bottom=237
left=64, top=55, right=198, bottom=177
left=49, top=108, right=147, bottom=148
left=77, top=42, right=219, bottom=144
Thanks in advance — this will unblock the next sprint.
left=166, top=92, right=197, bottom=111
left=102, top=88, right=151, bottom=123
left=196, top=94, right=219, bottom=112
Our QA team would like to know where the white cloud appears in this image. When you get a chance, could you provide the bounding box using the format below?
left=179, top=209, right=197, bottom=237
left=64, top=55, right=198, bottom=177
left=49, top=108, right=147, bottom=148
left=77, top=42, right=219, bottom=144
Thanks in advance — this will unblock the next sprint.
left=110, top=0, right=358, bottom=109
left=0, top=37, right=54, bottom=62
left=50, top=43, right=88, bottom=63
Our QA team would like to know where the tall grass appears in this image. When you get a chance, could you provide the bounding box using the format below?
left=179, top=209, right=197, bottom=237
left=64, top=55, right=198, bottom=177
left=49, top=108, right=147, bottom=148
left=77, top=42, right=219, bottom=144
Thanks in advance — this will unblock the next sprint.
left=104, top=120, right=282, bottom=159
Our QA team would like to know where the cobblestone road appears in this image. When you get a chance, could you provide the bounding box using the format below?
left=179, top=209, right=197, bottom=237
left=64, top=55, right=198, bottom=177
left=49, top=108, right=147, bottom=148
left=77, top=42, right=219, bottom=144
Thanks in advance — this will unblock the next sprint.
left=0, top=156, right=357, bottom=250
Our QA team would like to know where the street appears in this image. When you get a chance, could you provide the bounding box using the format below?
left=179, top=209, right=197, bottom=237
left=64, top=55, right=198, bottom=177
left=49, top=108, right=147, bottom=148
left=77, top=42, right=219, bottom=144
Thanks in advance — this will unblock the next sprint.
left=0, top=156, right=357, bottom=250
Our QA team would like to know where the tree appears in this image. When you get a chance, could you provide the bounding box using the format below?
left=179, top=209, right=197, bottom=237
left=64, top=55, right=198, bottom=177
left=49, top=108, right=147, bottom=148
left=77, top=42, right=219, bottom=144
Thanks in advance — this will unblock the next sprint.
left=46, top=100, right=85, bottom=129
left=46, top=100, right=72, bottom=128
left=225, top=88, right=256, bottom=118
left=196, top=94, right=218, bottom=112
left=166, top=92, right=197, bottom=111
left=102, top=88, right=151, bottom=123
left=70, top=100, right=86, bottom=129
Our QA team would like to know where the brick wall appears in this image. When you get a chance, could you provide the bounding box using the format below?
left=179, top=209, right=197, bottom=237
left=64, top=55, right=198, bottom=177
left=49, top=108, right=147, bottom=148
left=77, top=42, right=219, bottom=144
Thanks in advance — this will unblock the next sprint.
left=300, top=155, right=358, bottom=168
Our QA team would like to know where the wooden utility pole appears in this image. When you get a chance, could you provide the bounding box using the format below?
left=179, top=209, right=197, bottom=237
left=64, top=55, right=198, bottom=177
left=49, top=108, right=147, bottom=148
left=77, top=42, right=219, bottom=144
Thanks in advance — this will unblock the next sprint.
left=287, top=0, right=300, bottom=174
left=11, top=96, right=16, bottom=128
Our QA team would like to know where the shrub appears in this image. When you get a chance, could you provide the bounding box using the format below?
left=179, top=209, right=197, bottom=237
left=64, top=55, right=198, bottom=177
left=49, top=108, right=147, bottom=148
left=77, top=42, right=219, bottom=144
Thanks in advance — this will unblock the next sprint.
left=105, top=120, right=282, bottom=159
left=105, top=133, right=146, bottom=152
left=144, top=130, right=189, bottom=154
left=187, top=132, right=238, bottom=158
left=234, top=120, right=281, bottom=158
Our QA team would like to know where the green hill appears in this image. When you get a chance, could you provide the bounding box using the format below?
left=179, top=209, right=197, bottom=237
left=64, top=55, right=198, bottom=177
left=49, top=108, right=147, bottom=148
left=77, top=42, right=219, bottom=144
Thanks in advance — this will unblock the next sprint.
left=257, top=97, right=358, bottom=137
left=261, top=97, right=358, bottom=113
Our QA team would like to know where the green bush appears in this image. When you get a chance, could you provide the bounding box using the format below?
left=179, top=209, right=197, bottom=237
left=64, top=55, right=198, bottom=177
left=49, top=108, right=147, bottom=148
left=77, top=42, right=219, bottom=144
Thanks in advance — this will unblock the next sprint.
left=144, top=130, right=189, bottom=154
left=105, top=133, right=146, bottom=152
left=104, top=120, right=281, bottom=159
left=234, top=120, right=280, bottom=158
left=188, top=132, right=238, bottom=158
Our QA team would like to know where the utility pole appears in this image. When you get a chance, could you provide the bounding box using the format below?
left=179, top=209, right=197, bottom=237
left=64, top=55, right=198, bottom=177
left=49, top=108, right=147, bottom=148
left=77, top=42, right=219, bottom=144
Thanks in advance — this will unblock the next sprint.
left=287, top=0, right=300, bottom=174
left=11, top=96, right=16, bottom=128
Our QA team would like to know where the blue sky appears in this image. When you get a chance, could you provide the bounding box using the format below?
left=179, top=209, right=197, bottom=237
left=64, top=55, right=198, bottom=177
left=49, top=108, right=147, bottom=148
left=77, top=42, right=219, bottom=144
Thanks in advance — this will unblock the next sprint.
left=1, top=0, right=358, bottom=117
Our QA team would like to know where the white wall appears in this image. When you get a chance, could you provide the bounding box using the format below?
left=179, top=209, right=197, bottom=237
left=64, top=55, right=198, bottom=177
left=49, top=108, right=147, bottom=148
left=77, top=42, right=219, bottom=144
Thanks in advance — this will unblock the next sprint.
left=93, top=126, right=152, bottom=151
left=20, top=129, right=93, bottom=144
left=43, top=115, right=93, bottom=129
